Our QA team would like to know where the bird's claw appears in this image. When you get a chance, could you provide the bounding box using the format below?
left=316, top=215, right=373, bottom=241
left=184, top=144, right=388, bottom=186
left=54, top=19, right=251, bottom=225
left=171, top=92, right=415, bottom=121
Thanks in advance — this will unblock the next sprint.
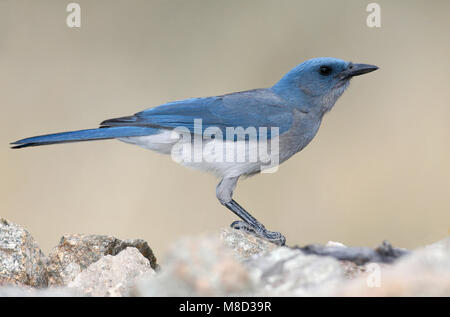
left=230, top=220, right=286, bottom=246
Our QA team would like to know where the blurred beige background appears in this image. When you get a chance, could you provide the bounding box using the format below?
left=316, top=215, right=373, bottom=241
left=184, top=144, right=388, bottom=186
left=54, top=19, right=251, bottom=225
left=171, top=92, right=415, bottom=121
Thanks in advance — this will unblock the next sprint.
left=1, top=0, right=449, bottom=257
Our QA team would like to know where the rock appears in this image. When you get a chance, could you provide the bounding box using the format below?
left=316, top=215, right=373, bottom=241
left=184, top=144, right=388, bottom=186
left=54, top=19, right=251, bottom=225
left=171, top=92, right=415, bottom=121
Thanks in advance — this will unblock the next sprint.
left=47, top=234, right=157, bottom=286
left=339, top=261, right=368, bottom=279
left=220, top=228, right=279, bottom=261
left=133, top=234, right=255, bottom=296
left=244, top=246, right=344, bottom=296
left=326, top=241, right=346, bottom=248
left=2, top=217, right=448, bottom=297
left=297, top=240, right=409, bottom=265
left=0, top=218, right=48, bottom=287
left=336, top=237, right=450, bottom=296
left=0, top=286, right=80, bottom=297
left=68, top=247, right=154, bottom=296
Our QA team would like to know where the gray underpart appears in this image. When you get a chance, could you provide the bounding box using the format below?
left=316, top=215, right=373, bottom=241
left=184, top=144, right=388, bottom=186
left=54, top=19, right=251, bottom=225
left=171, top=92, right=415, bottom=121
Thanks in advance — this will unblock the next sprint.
left=216, top=177, right=239, bottom=204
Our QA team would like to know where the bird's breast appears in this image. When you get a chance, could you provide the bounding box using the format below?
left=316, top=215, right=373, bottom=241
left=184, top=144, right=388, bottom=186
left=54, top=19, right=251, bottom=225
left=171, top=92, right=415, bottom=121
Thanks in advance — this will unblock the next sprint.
left=278, top=109, right=322, bottom=163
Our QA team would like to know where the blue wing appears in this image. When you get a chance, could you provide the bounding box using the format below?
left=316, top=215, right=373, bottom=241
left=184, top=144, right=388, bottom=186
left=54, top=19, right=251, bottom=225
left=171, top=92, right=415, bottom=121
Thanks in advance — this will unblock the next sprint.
left=101, top=89, right=293, bottom=139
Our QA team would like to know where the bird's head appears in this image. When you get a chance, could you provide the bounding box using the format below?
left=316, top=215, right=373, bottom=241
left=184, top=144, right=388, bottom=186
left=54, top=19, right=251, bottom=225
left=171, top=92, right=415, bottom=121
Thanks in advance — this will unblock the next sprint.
left=272, top=57, right=378, bottom=113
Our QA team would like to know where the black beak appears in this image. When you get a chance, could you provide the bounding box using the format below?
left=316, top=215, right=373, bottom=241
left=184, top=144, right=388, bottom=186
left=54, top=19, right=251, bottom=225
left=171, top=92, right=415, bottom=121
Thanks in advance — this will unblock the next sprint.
left=337, top=63, right=379, bottom=80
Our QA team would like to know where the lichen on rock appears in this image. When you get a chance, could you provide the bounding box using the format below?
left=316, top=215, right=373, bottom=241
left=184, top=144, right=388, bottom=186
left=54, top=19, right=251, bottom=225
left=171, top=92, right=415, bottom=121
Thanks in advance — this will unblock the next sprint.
left=46, top=234, right=157, bottom=286
left=0, top=218, right=48, bottom=288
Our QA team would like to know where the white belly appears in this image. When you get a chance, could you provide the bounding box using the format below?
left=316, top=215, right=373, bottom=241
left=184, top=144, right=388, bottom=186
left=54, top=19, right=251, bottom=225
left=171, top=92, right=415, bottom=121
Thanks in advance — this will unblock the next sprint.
left=118, top=130, right=274, bottom=178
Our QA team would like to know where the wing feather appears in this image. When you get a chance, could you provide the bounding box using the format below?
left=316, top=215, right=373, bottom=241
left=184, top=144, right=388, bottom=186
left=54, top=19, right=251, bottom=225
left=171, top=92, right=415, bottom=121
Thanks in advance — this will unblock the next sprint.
left=100, top=89, right=293, bottom=139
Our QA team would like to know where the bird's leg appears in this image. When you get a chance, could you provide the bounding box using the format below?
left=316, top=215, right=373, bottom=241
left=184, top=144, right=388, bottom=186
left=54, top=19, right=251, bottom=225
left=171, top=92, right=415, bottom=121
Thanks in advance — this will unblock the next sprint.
left=216, top=177, right=286, bottom=246
left=225, top=200, right=286, bottom=246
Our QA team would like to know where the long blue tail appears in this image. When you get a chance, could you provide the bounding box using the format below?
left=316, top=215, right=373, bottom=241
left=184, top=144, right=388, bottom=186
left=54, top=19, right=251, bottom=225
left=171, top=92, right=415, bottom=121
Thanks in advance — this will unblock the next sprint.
left=11, top=126, right=159, bottom=149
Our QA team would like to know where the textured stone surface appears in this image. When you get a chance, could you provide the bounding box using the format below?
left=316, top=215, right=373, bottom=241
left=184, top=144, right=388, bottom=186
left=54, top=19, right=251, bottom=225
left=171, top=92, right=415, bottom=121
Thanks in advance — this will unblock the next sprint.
left=220, top=228, right=278, bottom=261
left=1, top=218, right=448, bottom=297
left=339, top=260, right=368, bottom=279
left=68, top=247, right=154, bottom=296
left=0, top=286, right=80, bottom=297
left=133, top=234, right=255, bottom=296
left=336, top=237, right=450, bottom=296
left=0, top=218, right=48, bottom=287
left=47, top=234, right=157, bottom=286
left=245, top=246, right=344, bottom=296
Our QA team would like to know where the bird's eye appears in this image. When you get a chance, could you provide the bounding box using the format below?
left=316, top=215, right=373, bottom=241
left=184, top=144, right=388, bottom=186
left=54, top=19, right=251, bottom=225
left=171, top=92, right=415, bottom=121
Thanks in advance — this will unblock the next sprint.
left=319, top=66, right=332, bottom=76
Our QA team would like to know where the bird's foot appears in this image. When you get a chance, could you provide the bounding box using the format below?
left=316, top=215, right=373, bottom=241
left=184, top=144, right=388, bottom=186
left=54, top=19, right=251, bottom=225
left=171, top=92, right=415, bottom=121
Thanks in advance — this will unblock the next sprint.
left=230, top=220, right=286, bottom=246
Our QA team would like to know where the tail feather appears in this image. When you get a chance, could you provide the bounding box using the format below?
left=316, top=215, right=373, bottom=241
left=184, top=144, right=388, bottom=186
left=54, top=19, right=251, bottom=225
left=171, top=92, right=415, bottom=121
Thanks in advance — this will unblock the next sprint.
left=11, top=126, right=159, bottom=149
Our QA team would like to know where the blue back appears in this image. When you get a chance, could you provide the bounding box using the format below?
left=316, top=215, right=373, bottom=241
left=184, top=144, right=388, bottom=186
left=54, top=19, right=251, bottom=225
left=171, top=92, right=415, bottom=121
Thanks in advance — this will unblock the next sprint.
left=101, top=88, right=295, bottom=139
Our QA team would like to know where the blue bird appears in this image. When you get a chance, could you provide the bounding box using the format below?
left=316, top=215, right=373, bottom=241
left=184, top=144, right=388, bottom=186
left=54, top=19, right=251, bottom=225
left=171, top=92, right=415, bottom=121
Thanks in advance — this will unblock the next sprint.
left=11, top=57, right=378, bottom=245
